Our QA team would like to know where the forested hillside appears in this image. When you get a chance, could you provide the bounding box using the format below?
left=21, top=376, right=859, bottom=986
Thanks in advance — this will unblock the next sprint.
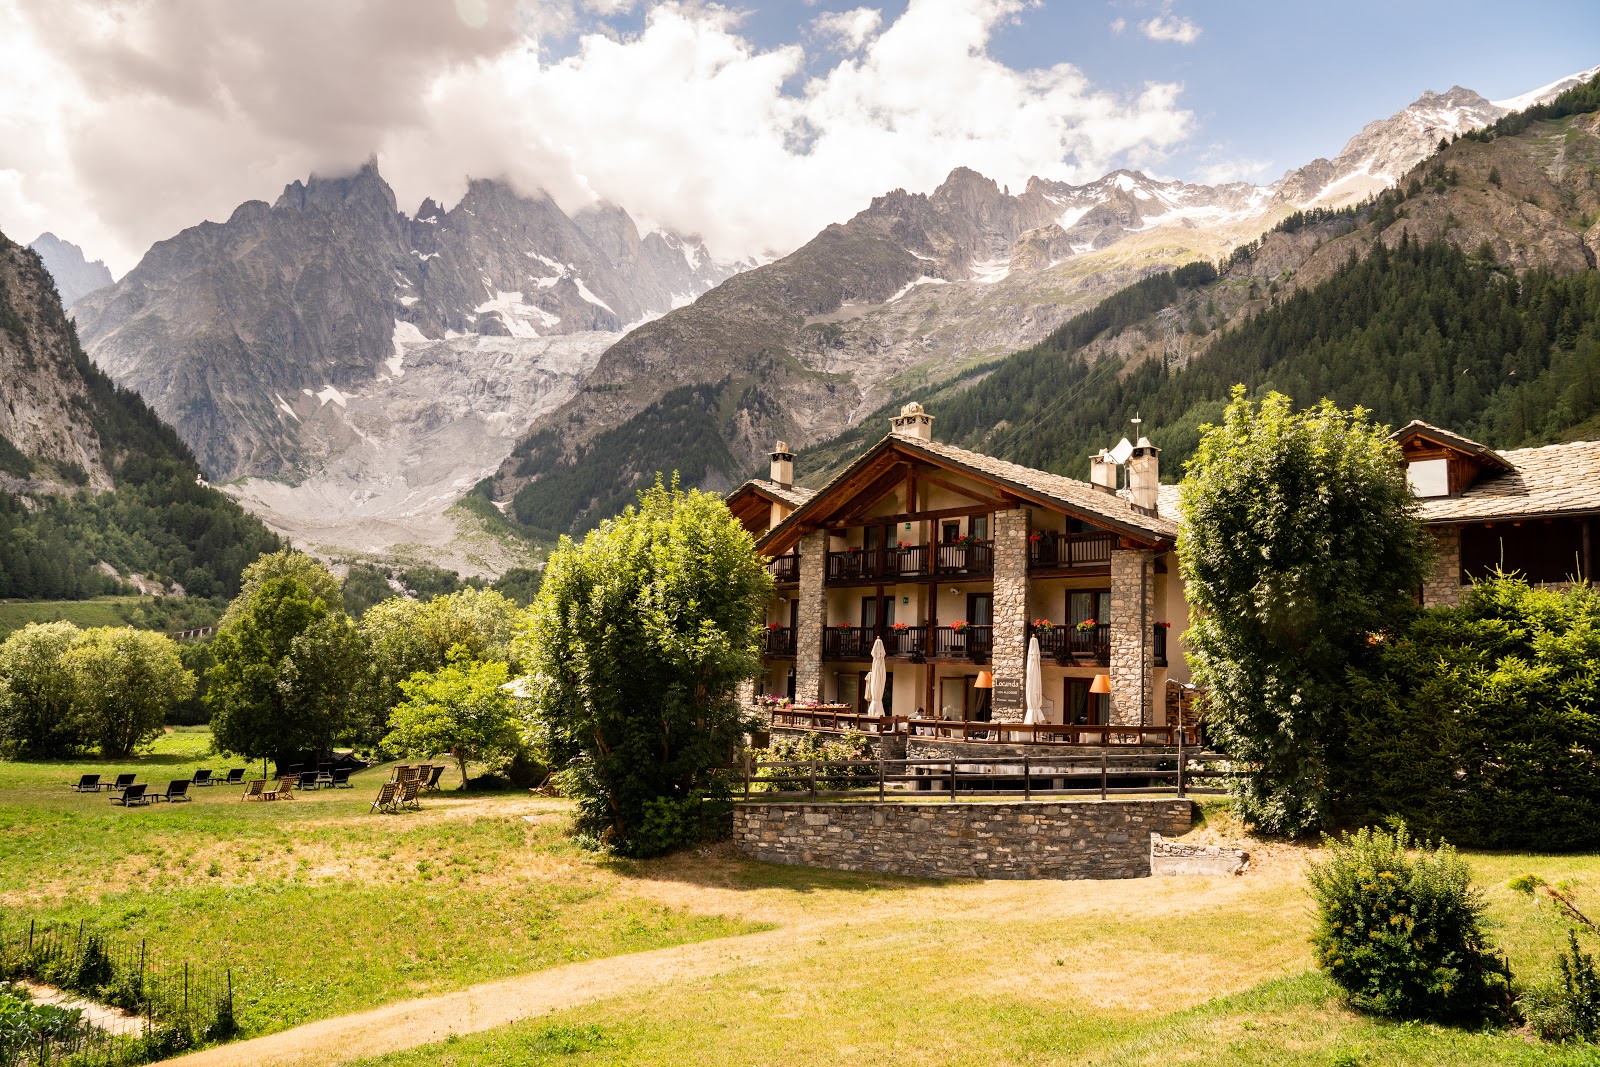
left=796, top=74, right=1600, bottom=487
left=0, top=230, right=279, bottom=600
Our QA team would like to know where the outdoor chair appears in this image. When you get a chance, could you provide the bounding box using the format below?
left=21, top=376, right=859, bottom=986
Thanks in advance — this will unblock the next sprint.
left=329, top=767, right=353, bottom=788
left=110, top=783, right=149, bottom=806
left=368, top=781, right=398, bottom=814
left=221, top=768, right=246, bottom=786
left=398, top=780, right=422, bottom=811
left=390, top=765, right=412, bottom=782
left=421, top=765, right=445, bottom=792
left=192, top=769, right=214, bottom=786
left=153, top=780, right=191, bottom=803
left=107, top=773, right=136, bottom=792
left=297, top=770, right=320, bottom=791
left=241, top=779, right=267, bottom=802
left=70, top=774, right=101, bottom=792
left=263, top=777, right=297, bottom=801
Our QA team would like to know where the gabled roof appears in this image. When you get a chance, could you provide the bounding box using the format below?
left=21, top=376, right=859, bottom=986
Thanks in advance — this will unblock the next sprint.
left=1390, top=420, right=1513, bottom=471
left=756, top=433, right=1178, bottom=555
left=1416, top=439, right=1600, bottom=524
left=740, top=479, right=816, bottom=509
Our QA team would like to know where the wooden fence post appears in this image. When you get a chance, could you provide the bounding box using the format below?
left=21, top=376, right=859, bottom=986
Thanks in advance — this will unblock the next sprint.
left=1023, top=755, right=1031, bottom=801
left=878, top=758, right=885, bottom=801
left=1100, top=754, right=1108, bottom=800
left=949, top=759, right=956, bottom=801
left=809, top=761, right=816, bottom=799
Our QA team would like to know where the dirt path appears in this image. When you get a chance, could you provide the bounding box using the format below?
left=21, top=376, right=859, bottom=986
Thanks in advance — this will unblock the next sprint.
left=162, top=923, right=809, bottom=1067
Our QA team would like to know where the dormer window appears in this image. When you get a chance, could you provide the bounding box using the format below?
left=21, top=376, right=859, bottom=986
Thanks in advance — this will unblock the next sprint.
left=1406, top=458, right=1450, bottom=498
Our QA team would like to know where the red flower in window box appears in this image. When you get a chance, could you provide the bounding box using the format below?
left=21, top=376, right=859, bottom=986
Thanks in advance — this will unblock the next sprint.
left=1028, top=531, right=1043, bottom=543
left=1075, top=618, right=1099, bottom=633
left=950, top=620, right=969, bottom=632
left=891, top=621, right=909, bottom=631
left=1031, top=618, right=1055, bottom=631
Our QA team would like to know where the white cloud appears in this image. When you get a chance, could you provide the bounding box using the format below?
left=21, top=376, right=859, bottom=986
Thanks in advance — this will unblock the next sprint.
left=1109, top=17, right=1126, bottom=34
left=1140, top=13, right=1200, bottom=44
left=813, top=7, right=883, bottom=51
left=0, top=0, right=1195, bottom=274
left=1196, top=157, right=1272, bottom=185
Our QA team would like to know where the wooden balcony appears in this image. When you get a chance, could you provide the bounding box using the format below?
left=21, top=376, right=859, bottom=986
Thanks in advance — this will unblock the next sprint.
left=825, top=545, right=927, bottom=583
left=1031, top=622, right=1110, bottom=664
left=822, top=625, right=928, bottom=660
left=768, top=554, right=800, bottom=584
left=1028, top=532, right=1115, bottom=570
left=930, top=624, right=993, bottom=662
left=763, top=626, right=797, bottom=657
left=934, top=540, right=993, bottom=577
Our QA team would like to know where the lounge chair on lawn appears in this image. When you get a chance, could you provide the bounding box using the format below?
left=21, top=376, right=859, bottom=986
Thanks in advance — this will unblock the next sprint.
left=398, top=780, right=422, bottom=811
left=221, top=768, right=246, bottom=786
left=106, top=772, right=136, bottom=793
left=421, top=764, right=446, bottom=792
left=368, top=781, right=398, bottom=814
left=153, top=780, right=191, bottom=803
left=110, top=783, right=149, bottom=806
left=70, top=774, right=101, bottom=792
left=329, top=767, right=353, bottom=788
left=191, top=769, right=214, bottom=787
left=297, top=770, right=320, bottom=791
left=263, top=777, right=297, bottom=801
left=241, top=779, right=267, bottom=802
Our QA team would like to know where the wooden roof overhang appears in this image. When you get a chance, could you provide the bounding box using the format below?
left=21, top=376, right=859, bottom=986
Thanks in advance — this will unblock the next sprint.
left=756, top=435, right=1173, bottom=557
left=725, top=482, right=783, bottom=536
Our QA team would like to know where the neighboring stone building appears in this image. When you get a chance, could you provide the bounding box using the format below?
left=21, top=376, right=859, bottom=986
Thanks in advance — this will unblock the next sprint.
left=741, top=404, right=1189, bottom=736
left=1393, top=421, right=1600, bottom=608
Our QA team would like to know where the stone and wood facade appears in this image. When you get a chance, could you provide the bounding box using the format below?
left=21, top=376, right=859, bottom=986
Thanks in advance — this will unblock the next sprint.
left=743, top=405, right=1189, bottom=741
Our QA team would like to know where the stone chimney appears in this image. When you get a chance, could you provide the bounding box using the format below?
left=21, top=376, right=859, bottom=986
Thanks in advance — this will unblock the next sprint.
left=1089, top=449, right=1118, bottom=494
left=769, top=441, right=794, bottom=488
left=889, top=401, right=934, bottom=442
left=1129, top=436, right=1161, bottom=514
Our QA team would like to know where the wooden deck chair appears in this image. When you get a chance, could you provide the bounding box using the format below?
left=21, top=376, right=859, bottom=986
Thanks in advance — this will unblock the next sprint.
left=70, top=774, right=101, bottom=792
left=191, top=769, right=214, bottom=786
left=368, top=781, right=398, bottom=814
left=241, top=778, right=267, bottom=801
left=264, top=777, right=297, bottom=801
left=110, top=783, right=149, bottom=806
left=398, top=780, right=422, bottom=811
left=421, top=764, right=446, bottom=792
left=154, top=780, right=191, bottom=803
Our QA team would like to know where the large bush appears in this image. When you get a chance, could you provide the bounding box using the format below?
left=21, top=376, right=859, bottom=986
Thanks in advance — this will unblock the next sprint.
left=1179, top=389, right=1429, bottom=835
left=0, top=621, right=79, bottom=756
left=518, top=478, right=771, bottom=857
left=1340, top=576, right=1600, bottom=850
left=61, top=627, right=194, bottom=756
left=1308, top=824, right=1511, bottom=1023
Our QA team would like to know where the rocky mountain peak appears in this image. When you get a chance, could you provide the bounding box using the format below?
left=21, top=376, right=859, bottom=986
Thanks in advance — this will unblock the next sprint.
left=28, top=232, right=114, bottom=308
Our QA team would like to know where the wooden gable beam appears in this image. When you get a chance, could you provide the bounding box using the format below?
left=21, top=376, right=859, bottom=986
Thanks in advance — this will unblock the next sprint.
left=914, top=469, right=1011, bottom=509
left=835, top=464, right=910, bottom=525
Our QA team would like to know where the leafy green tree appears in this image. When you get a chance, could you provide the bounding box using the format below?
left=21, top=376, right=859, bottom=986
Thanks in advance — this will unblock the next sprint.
left=0, top=621, right=80, bottom=755
left=490, top=566, right=543, bottom=607
left=1179, top=389, right=1428, bottom=835
left=61, top=627, right=194, bottom=756
left=340, top=564, right=395, bottom=617
left=357, top=587, right=521, bottom=738
left=208, top=555, right=366, bottom=764
left=223, top=549, right=342, bottom=626
left=384, top=654, right=519, bottom=789
left=1341, top=576, right=1600, bottom=849
left=517, top=478, right=772, bottom=856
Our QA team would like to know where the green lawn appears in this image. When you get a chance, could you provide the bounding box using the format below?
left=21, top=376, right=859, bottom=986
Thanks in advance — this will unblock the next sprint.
left=0, top=596, right=223, bottom=638
left=0, top=733, right=759, bottom=1035
left=6, top=735, right=1600, bottom=1064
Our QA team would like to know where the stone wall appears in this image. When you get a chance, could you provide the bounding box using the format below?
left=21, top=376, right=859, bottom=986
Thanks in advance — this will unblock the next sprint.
left=990, top=507, right=1030, bottom=722
left=1151, top=833, right=1250, bottom=876
left=733, top=798, right=1193, bottom=880
left=1109, top=548, right=1156, bottom=726
left=1422, top=526, right=1463, bottom=608
left=794, top=530, right=828, bottom=701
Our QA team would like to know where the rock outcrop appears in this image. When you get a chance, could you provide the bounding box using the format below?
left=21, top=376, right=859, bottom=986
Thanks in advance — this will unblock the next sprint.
left=27, top=233, right=113, bottom=309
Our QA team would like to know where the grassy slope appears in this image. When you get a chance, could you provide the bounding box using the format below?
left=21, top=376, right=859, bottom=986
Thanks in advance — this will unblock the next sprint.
left=0, top=734, right=758, bottom=1036
left=0, top=596, right=224, bottom=639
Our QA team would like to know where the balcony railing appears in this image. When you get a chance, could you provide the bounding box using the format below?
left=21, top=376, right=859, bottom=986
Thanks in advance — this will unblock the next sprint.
left=934, top=540, right=993, bottom=577
left=1028, top=531, right=1115, bottom=570
left=763, top=626, right=796, bottom=657
left=1031, top=622, right=1110, bottom=664
left=822, top=625, right=929, bottom=660
left=768, top=554, right=800, bottom=584
left=930, top=624, right=993, bottom=661
left=825, top=545, right=928, bottom=583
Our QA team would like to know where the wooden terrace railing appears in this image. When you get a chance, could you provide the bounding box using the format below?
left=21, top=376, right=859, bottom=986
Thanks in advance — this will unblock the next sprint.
left=763, top=626, right=797, bottom=656
left=738, top=751, right=1232, bottom=801
left=1028, top=532, right=1115, bottom=570
left=767, top=705, right=901, bottom=734
left=768, top=554, right=800, bottom=583
left=1031, top=622, right=1110, bottom=663
left=934, top=540, right=993, bottom=577
left=930, top=624, right=993, bottom=661
left=764, top=706, right=1199, bottom=748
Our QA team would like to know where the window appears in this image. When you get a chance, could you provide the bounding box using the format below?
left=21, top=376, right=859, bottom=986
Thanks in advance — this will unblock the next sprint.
left=938, top=675, right=988, bottom=720
left=1068, top=590, right=1110, bottom=626
left=969, top=514, right=989, bottom=540
left=785, top=668, right=796, bottom=701
left=1065, top=678, right=1108, bottom=725
left=859, top=595, right=895, bottom=628
left=942, top=521, right=961, bottom=543
left=967, top=593, right=992, bottom=626
left=1406, top=458, right=1450, bottom=498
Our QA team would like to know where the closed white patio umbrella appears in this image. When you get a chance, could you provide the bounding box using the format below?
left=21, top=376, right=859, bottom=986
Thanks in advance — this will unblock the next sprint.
left=1024, top=636, right=1044, bottom=725
left=867, top=637, right=887, bottom=718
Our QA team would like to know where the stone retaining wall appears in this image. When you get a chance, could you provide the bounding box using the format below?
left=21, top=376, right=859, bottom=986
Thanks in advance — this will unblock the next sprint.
left=732, top=798, right=1192, bottom=880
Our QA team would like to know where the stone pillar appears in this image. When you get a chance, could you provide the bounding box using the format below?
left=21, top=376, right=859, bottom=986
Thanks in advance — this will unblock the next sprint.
left=793, top=531, right=829, bottom=702
left=989, top=508, right=1029, bottom=722
left=1421, top=526, right=1462, bottom=608
left=1109, top=547, right=1156, bottom=727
